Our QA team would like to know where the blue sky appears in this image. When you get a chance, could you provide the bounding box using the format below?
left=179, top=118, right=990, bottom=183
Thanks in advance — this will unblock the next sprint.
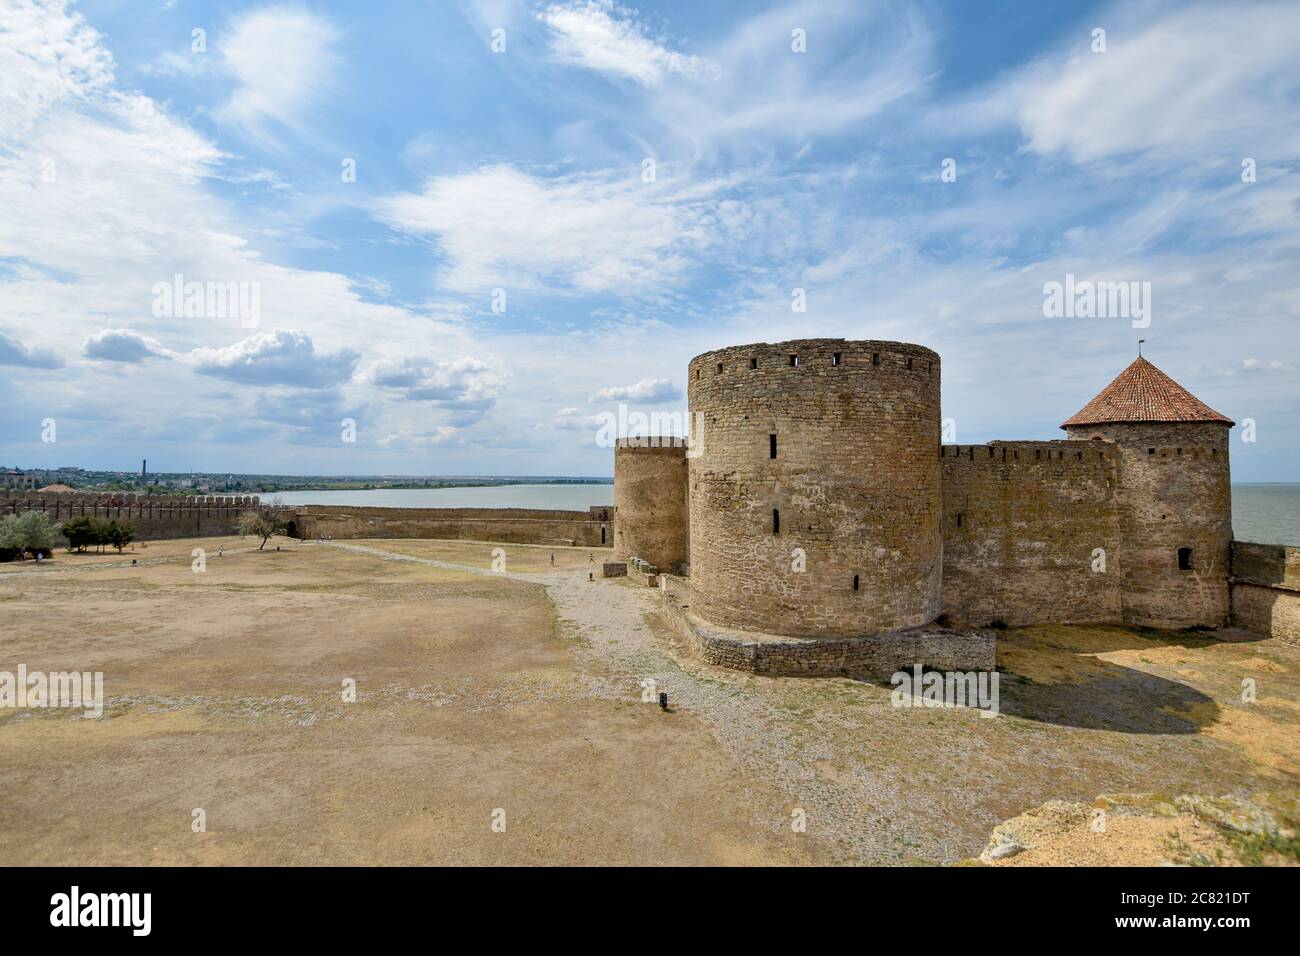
left=0, top=0, right=1297, bottom=479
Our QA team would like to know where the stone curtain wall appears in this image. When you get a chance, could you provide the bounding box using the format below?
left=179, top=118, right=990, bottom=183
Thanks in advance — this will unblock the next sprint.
left=288, top=505, right=612, bottom=548
left=612, top=439, right=688, bottom=571
left=686, top=339, right=942, bottom=638
left=939, top=441, right=1123, bottom=626
left=0, top=491, right=259, bottom=541
left=1066, top=421, right=1233, bottom=628
left=1230, top=542, right=1300, bottom=643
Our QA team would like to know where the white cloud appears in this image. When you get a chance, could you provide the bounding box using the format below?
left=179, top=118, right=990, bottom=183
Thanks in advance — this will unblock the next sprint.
left=0, top=0, right=115, bottom=142
left=647, top=0, right=933, bottom=152
left=82, top=328, right=172, bottom=363
left=0, top=329, right=61, bottom=368
left=216, top=5, right=342, bottom=139
left=538, top=1, right=720, bottom=87
left=376, top=427, right=459, bottom=448
left=376, top=164, right=720, bottom=295
left=551, top=406, right=603, bottom=430
left=969, top=2, right=1300, bottom=163
left=590, top=377, right=680, bottom=402
left=366, top=356, right=502, bottom=425
left=187, top=330, right=359, bottom=388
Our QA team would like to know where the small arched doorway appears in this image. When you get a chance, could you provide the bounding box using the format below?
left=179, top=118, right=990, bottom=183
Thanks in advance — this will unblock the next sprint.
left=286, top=520, right=298, bottom=539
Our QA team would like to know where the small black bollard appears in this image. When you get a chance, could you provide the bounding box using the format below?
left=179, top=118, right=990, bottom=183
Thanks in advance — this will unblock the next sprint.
left=659, top=692, right=668, bottom=711
left=588, top=572, right=594, bottom=581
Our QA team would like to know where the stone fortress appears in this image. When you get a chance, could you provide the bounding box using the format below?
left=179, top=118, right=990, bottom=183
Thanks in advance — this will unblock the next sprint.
left=5, top=335, right=1295, bottom=672
left=612, top=338, right=1299, bottom=675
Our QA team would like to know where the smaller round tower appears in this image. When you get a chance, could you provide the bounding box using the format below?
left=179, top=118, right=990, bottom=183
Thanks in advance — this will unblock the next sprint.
left=613, top=438, right=688, bottom=572
left=1062, top=356, right=1233, bottom=628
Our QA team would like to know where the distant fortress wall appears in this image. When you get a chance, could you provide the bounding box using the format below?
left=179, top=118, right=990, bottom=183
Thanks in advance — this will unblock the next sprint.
left=939, top=441, right=1123, bottom=626
left=1230, top=542, right=1300, bottom=643
left=285, top=505, right=612, bottom=548
left=0, top=491, right=259, bottom=540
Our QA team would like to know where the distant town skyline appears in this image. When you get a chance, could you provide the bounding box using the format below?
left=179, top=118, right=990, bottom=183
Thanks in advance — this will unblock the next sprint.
left=2, top=1, right=1297, bottom=481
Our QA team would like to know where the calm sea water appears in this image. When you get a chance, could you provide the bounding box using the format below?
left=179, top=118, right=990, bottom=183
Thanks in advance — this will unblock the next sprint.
left=1233, top=484, right=1300, bottom=546
left=270, top=482, right=1298, bottom=546
left=271, top=484, right=614, bottom=511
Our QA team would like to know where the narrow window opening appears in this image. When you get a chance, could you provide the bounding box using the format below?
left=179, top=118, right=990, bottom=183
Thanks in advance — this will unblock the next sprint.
left=772, top=509, right=780, bottom=534
left=1148, top=448, right=1155, bottom=455
left=769, top=434, right=777, bottom=459
left=750, top=357, right=757, bottom=369
left=833, top=352, right=841, bottom=366
left=600, top=526, right=606, bottom=544
left=789, top=354, right=798, bottom=367
left=716, top=362, right=723, bottom=374
left=872, top=352, right=880, bottom=366
left=852, top=575, right=860, bottom=592
left=956, top=513, right=963, bottom=528
left=1177, top=547, right=1193, bottom=571
left=907, top=357, right=913, bottom=369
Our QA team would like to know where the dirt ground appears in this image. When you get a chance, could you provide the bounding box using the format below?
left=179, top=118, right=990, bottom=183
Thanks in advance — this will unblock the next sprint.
left=1, top=535, right=1297, bottom=865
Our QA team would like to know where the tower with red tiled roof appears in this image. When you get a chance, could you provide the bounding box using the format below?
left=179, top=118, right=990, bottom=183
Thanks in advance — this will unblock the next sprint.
left=1063, top=356, right=1233, bottom=628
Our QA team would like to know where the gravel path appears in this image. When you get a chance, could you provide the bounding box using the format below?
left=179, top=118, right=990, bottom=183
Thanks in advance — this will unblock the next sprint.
left=324, top=540, right=940, bottom=864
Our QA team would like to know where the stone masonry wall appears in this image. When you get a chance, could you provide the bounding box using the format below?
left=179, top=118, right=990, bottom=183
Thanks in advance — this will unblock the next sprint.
left=687, top=339, right=942, bottom=638
left=1, top=491, right=259, bottom=541
left=940, top=441, right=1123, bottom=626
left=287, top=505, right=612, bottom=548
left=659, top=575, right=994, bottom=677
left=1230, top=542, right=1300, bottom=643
left=1066, top=422, right=1232, bottom=628
left=613, top=439, right=688, bottom=571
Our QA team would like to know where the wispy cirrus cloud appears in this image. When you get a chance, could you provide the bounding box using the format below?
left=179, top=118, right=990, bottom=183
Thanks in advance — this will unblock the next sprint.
left=376, top=164, right=722, bottom=296
left=538, top=1, right=720, bottom=86
left=216, top=5, right=342, bottom=141
left=955, top=1, right=1300, bottom=163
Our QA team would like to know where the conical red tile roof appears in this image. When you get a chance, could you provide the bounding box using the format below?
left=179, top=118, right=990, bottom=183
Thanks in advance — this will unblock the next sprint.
left=1061, top=357, right=1233, bottom=428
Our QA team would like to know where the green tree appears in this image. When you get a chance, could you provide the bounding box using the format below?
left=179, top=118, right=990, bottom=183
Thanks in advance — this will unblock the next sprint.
left=239, top=509, right=288, bottom=550
left=61, top=515, right=96, bottom=552
left=106, top=520, right=136, bottom=553
left=0, top=510, right=58, bottom=557
left=0, top=514, right=20, bottom=555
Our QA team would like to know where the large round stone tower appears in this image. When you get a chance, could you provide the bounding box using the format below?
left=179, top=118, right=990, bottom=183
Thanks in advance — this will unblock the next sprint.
left=686, top=338, right=942, bottom=637
left=1063, top=356, right=1234, bottom=628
